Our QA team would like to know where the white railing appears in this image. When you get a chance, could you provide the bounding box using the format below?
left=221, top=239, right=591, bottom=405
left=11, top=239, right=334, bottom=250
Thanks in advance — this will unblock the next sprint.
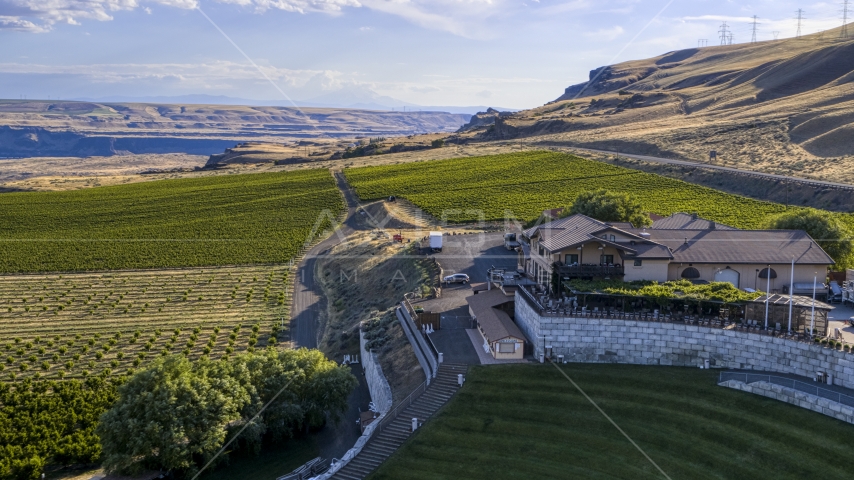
left=719, top=372, right=854, bottom=408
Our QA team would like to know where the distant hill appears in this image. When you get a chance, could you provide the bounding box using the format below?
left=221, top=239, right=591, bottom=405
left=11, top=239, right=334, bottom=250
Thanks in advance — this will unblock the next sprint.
left=467, top=26, right=854, bottom=183
left=0, top=101, right=471, bottom=157
left=72, top=94, right=516, bottom=115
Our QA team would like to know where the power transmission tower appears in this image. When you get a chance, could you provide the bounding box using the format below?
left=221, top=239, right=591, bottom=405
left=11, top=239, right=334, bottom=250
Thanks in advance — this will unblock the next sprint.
left=796, top=9, right=805, bottom=38
left=773, top=31, right=780, bottom=40
left=719, top=22, right=730, bottom=45
left=751, top=15, right=759, bottom=43
left=728, top=32, right=734, bottom=45
left=698, top=39, right=708, bottom=48
left=843, top=0, right=851, bottom=38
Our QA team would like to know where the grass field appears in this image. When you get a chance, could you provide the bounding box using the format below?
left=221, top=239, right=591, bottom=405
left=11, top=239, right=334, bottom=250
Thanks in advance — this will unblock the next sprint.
left=344, top=151, right=854, bottom=229
left=0, top=265, right=292, bottom=381
left=0, top=168, right=343, bottom=272
left=370, top=364, right=854, bottom=480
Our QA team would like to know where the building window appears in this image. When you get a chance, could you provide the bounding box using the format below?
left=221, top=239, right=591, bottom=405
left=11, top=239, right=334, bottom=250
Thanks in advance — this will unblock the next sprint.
left=538, top=245, right=545, bottom=256
left=566, top=254, right=578, bottom=265
left=600, top=255, right=614, bottom=265
left=634, top=259, right=643, bottom=267
left=498, top=342, right=515, bottom=353
left=610, top=235, right=616, bottom=242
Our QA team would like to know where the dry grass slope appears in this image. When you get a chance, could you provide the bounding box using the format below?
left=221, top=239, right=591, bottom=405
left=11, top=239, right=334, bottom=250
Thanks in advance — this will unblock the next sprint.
left=472, top=26, right=854, bottom=183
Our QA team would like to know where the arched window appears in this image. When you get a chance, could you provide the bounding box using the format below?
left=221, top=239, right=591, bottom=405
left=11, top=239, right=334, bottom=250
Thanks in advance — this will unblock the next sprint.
left=681, top=267, right=701, bottom=279
left=758, top=268, right=777, bottom=279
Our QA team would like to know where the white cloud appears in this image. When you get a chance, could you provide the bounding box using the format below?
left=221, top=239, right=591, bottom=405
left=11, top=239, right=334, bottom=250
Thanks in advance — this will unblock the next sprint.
left=216, top=0, right=361, bottom=14
left=0, top=0, right=525, bottom=37
left=683, top=15, right=756, bottom=23
left=0, top=15, right=49, bottom=32
left=0, top=1, right=199, bottom=31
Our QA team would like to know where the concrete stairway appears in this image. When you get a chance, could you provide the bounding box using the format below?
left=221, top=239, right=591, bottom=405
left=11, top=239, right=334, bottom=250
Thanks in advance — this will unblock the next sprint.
left=330, top=363, right=467, bottom=480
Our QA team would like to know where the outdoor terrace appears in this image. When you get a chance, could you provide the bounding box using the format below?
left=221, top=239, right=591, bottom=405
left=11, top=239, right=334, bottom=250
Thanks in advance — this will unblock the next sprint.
left=517, top=284, right=848, bottom=348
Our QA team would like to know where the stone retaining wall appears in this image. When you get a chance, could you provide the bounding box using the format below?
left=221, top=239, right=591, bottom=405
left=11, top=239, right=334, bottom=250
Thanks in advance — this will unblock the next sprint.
left=360, top=330, right=393, bottom=414
left=720, top=379, right=854, bottom=424
left=515, top=291, right=854, bottom=390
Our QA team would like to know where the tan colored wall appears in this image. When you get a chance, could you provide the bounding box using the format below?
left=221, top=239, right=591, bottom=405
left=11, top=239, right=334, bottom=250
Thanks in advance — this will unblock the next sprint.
left=624, top=259, right=670, bottom=282
left=492, top=340, right=524, bottom=359
left=668, top=263, right=827, bottom=291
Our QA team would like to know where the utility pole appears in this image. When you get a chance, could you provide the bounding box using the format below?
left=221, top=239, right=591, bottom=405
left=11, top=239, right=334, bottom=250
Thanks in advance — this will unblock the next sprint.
left=751, top=15, right=759, bottom=43
left=796, top=9, right=805, bottom=38
left=697, top=39, right=708, bottom=48
left=843, top=0, right=851, bottom=38
left=719, top=22, right=730, bottom=45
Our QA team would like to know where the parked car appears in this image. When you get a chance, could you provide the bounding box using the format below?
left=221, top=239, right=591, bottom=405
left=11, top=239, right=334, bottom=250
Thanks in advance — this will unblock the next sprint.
left=848, top=317, right=854, bottom=328
left=443, top=273, right=469, bottom=285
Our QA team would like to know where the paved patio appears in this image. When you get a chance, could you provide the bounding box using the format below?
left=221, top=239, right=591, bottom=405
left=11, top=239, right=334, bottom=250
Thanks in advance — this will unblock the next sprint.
left=828, top=302, right=854, bottom=342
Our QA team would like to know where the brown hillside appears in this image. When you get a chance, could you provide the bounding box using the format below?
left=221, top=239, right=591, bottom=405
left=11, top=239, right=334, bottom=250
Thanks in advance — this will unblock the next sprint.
left=465, top=26, right=854, bottom=183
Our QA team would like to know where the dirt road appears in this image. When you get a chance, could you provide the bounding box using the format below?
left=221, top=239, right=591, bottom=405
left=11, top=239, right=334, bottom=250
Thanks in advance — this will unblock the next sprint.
left=551, top=145, right=854, bottom=191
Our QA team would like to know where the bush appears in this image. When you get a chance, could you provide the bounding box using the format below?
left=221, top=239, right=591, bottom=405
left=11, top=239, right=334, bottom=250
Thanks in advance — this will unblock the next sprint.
left=562, top=189, right=652, bottom=227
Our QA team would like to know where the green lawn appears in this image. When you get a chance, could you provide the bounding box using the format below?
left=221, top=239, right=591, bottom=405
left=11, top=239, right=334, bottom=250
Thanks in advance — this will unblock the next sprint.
left=0, top=169, right=343, bottom=272
left=370, top=364, right=854, bottom=480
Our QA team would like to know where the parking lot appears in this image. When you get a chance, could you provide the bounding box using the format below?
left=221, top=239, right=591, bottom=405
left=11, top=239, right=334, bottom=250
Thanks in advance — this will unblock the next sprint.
left=417, top=232, right=518, bottom=312
left=413, top=232, right=519, bottom=364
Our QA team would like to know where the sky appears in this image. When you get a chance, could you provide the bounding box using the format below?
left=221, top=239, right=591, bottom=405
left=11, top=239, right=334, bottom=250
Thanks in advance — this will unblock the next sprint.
left=0, top=0, right=850, bottom=109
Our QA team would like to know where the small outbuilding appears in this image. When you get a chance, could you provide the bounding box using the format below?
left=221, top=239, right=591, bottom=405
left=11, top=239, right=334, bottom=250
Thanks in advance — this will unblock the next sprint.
left=466, top=289, right=526, bottom=360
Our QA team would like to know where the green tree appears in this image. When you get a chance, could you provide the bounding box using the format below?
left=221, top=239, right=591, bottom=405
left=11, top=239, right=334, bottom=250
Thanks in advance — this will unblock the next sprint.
left=766, top=208, right=854, bottom=268
left=97, top=356, right=250, bottom=478
left=563, top=189, right=652, bottom=227
left=98, top=349, right=357, bottom=478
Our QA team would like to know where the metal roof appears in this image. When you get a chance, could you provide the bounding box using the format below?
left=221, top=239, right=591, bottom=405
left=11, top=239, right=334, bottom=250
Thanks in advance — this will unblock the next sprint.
left=524, top=214, right=654, bottom=254
left=652, top=213, right=738, bottom=231
left=640, top=229, right=834, bottom=265
left=466, top=289, right=525, bottom=343
left=525, top=213, right=834, bottom=266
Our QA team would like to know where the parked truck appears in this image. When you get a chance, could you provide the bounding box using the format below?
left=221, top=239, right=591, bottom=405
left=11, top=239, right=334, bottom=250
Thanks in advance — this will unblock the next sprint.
left=429, top=231, right=443, bottom=252
left=504, top=232, right=520, bottom=250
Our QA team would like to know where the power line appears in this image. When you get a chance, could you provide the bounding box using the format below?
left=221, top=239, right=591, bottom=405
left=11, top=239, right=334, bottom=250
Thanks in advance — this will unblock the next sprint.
left=751, top=15, right=759, bottom=43
left=843, top=0, right=851, bottom=38
left=796, top=9, right=805, bottom=38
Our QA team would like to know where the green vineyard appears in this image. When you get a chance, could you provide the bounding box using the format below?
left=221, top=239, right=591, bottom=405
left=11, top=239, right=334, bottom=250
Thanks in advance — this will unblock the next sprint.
left=345, top=151, right=854, bottom=229
left=0, top=169, right=344, bottom=273
left=0, top=265, right=290, bottom=382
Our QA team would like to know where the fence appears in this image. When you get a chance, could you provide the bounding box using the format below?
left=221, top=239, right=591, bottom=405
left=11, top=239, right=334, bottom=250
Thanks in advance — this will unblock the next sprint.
left=399, top=301, right=438, bottom=379
left=277, top=457, right=327, bottom=480
left=375, top=380, right=428, bottom=434
left=719, top=372, right=854, bottom=409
